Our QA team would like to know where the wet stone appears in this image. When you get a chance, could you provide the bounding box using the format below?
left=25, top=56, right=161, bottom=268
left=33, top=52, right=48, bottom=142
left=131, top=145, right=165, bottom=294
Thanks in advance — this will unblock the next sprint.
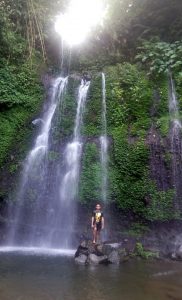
left=74, top=240, right=129, bottom=265
left=88, top=254, right=108, bottom=265
left=75, top=254, right=88, bottom=264
left=176, top=245, right=182, bottom=260
left=108, top=250, right=120, bottom=264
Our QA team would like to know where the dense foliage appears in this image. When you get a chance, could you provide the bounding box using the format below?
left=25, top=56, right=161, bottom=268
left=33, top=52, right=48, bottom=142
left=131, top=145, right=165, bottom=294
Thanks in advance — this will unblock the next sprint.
left=0, top=0, right=182, bottom=223
left=136, top=40, right=182, bottom=75
left=79, top=63, right=178, bottom=220
left=79, top=143, right=102, bottom=205
left=72, top=0, right=182, bottom=69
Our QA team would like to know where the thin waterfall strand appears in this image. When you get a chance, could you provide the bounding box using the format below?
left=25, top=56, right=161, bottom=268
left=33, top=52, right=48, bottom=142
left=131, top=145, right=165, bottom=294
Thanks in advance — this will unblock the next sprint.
left=100, top=73, right=108, bottom=202
left=58, top=80, right=90, bottom=247
left=168, top=72, right=182, bottom=210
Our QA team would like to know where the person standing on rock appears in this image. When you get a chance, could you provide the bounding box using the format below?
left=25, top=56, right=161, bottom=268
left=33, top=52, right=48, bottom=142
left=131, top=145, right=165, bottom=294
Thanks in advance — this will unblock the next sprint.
left=91, top=204, right=104, bottom=244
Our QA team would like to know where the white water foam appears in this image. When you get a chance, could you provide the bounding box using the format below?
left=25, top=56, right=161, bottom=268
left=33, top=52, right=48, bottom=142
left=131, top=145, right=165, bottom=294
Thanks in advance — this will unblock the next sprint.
left=0, top=246, right=75, bottom=256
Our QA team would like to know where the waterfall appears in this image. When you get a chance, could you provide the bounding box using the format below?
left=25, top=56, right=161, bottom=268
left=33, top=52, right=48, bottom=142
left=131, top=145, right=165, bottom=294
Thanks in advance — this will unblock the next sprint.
left=60, top=40, right=72, bottom=76
left=5, top=76, right=68, bottom=247
left=58, top=80, right=90, bottom=247
left=100, top=73, right=108, bottom=203
left=168, top=73, right=182, bottom=211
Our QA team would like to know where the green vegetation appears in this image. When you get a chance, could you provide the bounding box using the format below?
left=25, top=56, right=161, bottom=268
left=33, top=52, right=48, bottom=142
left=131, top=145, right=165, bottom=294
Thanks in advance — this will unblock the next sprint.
left=73, top=0, right=182, bottom=70
left=0, top=0, right=47, bottom=200
left=134, top=242, right=159, bottom=259
left=105, top=63, right=152, bottom=137
left=147, top=189, right=178, bottom=221
left=136, top=40, right=182, bottom=75
left=104, top=64, right=151, bottom=217
left=79, top=142, right=102, bottom=205
left=0, top=0, right=182, bottom=224
left=83, top=76, right=102, bottom=136
left=54, top=78, right=78, bottom=141
left=78, top=62, right=178, bottom=221
left=0, top=64, right=43, bottom=166
left=123, top=222, right=150, bottom=238
left=109, top=126, right=149, bottom=211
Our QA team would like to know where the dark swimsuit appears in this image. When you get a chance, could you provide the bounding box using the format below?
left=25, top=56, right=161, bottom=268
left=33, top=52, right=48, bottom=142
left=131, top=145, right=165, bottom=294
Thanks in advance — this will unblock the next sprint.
left=92, top=210, right=103, bottom=231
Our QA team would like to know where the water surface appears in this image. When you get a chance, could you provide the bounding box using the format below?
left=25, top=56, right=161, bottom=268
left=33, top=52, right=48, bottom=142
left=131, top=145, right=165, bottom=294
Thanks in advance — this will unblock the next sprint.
left=0, top=251, right=182, bottom=300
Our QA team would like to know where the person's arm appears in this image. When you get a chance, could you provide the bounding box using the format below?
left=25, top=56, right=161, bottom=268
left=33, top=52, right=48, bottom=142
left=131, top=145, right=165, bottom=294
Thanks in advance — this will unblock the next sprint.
left=91, top=215, right=94, bottom=228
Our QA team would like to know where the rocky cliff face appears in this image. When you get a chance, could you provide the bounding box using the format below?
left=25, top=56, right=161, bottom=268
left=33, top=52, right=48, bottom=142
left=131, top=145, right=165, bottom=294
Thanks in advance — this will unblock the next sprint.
left=79, top=64, right=182, bottom=222
left=0, top=63, right=182, bottom=230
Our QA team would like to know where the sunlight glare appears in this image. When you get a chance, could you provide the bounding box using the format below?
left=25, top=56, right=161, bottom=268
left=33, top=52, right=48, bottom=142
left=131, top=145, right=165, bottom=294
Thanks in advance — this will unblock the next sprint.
left=55, top=0, right=106, bottom=46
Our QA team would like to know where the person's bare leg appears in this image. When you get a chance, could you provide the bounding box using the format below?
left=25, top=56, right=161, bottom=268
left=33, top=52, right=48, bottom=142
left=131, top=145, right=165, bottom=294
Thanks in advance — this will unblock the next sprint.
left=93, top=226, right=97, bottom=243
left=96, top=230, right=101, bottom=244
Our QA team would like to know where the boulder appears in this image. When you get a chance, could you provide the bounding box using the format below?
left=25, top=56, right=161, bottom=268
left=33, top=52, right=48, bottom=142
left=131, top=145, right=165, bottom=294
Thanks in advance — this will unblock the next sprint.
left=88, top=253, right=108, bottom=265
left=87, top=240, right=97, bottom=254
left=175, top=245, right=182, bottom=260
left=118, top=248, right=129, bottom=262
left=75, top=245, right=88, bottom=257
left=106, top=243, right=121, bottom=249
left=108, top=250, right=120, bottom=264
left=96, top=243, right=104, bottom=253
left=80, top=240, right=87, bottom=248
left=75, top=254, right=88, bottom=264
left=171, top=252, right=177, bottom=260
left=102, top=244, right=113, bottom=256
left=102, top=243, right=123, bottom=255
left=74, top=239, right=130, bottom=265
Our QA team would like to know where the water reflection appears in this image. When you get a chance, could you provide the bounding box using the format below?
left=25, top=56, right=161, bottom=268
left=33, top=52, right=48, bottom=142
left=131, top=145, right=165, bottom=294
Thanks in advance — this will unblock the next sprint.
left=0, top=253, right=182, bottom=300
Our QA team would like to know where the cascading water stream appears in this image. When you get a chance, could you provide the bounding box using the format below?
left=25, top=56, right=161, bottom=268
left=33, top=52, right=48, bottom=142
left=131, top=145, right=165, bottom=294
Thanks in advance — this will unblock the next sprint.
left=99, top=73, right=109, bottom=241
left=168, top=72, right=182, bottom=210
left=100, top=73, right=108, bottom=203
left=58, top=80, right=90, bottom=247
left=60, top=39, right=72, bottom=76
left=5, top=76, right=68, bottom=247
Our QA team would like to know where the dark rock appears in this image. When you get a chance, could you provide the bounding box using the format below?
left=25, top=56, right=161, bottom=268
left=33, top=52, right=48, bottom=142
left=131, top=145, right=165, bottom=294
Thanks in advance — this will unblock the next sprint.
left=175, top=245, right=182, bottom=260
left=88, top=253, right=108, bottom=265
left=80, top=240, right=87, bottom=248
left=108, top=250, right=120, bottom=264
left=96, top=243, right=103, bottom=253
left=118, top=248, right=128, bottom=262
left=75, top=245, right=88, bottom=258
left=122, top=238, right=136, bottom=253
left=106, top=243, right=121, bottom=249
left=87, top=240, right=97, bottom=254
left=102, top=244, right=113, bottom=256
left=171, top=252, right=177, bottom=260
left=74, top=239, right=130, bottom=265
left=75, top=254, right=88, bottom=264
left=102, top=243, right=122, bottom=256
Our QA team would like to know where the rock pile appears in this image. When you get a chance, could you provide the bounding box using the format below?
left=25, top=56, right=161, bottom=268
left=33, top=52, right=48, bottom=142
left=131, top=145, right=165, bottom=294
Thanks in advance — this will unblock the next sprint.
left=74, top=240, right=129, bottom=265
